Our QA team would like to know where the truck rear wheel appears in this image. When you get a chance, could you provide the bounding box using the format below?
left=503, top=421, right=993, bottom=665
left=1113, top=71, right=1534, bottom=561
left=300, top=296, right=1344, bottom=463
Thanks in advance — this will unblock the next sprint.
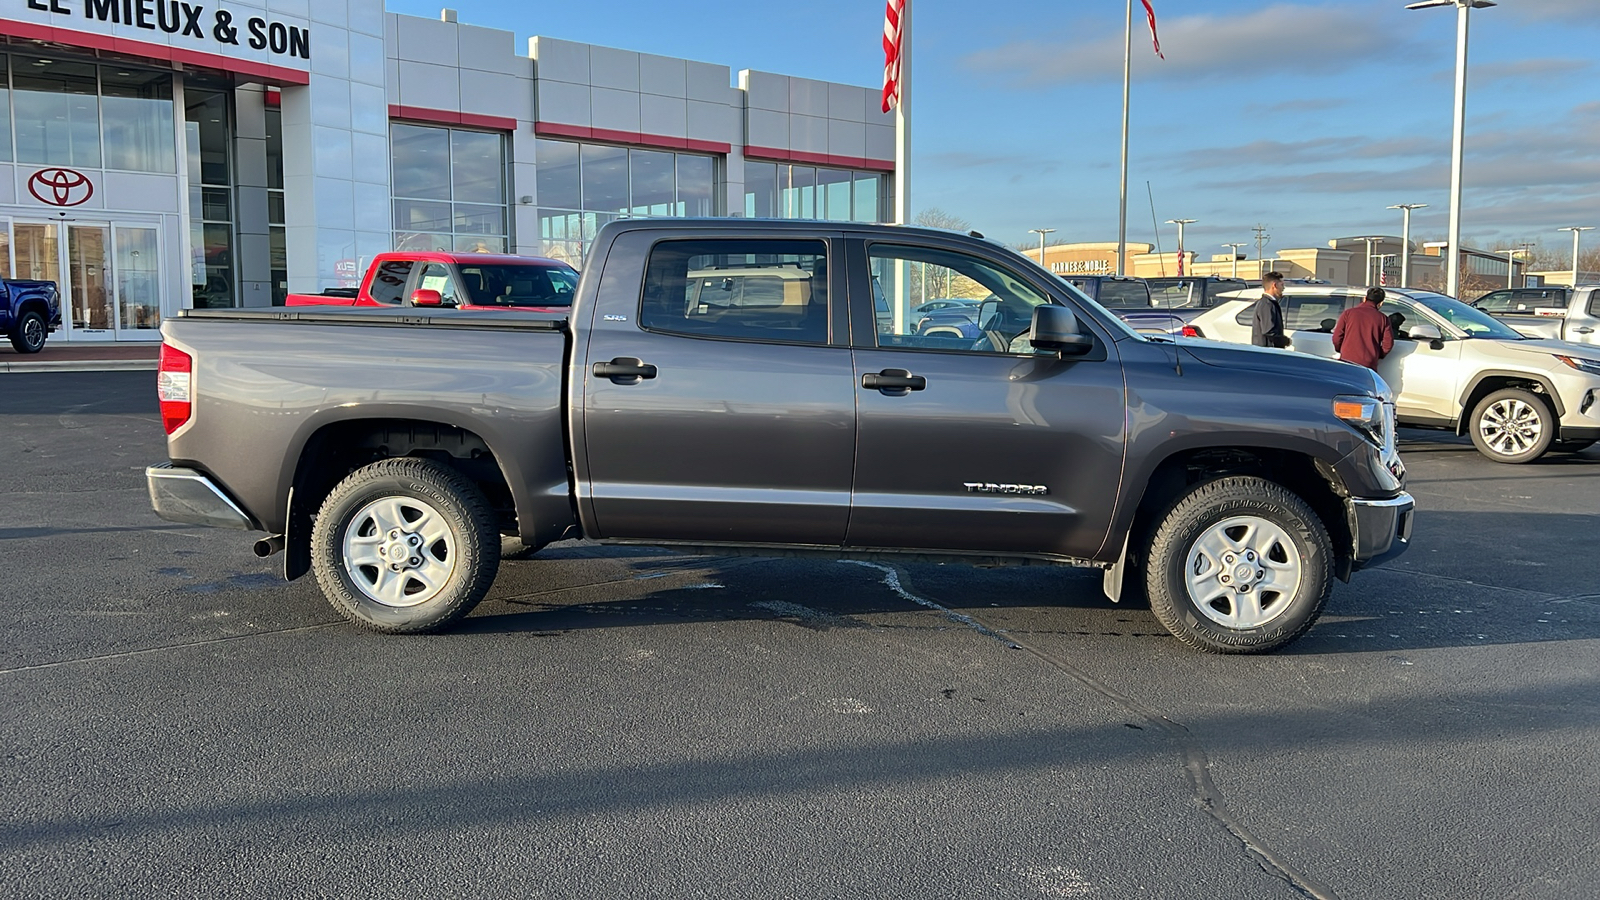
left=1144, top=476, right=1332, bottom=654
left=311, top=457, right=499, bottom=633
left=9, top=310, right=47, bottom=353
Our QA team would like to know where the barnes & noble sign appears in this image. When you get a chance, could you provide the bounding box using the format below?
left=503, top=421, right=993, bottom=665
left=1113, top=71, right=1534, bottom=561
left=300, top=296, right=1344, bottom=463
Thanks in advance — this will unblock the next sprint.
left=25, top=0, right=311, bottom=60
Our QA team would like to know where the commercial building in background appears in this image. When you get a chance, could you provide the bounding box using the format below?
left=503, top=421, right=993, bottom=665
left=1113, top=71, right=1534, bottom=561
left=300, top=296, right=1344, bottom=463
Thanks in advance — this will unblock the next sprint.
left=0, top=3, right=894, bottom=343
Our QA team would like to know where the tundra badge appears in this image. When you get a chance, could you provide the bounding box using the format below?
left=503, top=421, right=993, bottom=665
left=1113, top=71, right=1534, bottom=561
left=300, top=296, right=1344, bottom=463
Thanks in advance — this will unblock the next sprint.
left=963, top=483, right=1049, bottom=495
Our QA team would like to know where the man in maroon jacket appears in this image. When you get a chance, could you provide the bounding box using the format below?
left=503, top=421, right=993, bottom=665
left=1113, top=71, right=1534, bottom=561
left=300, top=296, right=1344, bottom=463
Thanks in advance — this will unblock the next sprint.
left=1332, top=287, right=1396, bottom=370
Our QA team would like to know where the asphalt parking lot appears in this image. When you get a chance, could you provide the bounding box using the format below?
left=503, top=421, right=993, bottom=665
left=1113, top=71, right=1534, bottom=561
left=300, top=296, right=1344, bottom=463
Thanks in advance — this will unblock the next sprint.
left=3, top=372, right=1598, bottom=900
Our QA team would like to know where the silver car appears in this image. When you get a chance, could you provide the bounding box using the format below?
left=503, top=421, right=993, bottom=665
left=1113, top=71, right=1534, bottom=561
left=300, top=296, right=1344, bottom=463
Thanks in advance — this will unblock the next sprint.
left=1187, top=286, right=1600, bottom=463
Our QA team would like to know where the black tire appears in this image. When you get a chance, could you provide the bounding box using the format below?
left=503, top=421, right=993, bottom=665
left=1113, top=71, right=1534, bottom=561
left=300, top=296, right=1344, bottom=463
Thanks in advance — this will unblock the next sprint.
left=1468, top=388, right=1553, bottom=464
left=1144, top=476, right=1333, bottom=654
left=9, top=310, right=47, bottom=353
left=1552, top=440, right=1596, bottom=454
left=311, top=457, right=499, bottom=633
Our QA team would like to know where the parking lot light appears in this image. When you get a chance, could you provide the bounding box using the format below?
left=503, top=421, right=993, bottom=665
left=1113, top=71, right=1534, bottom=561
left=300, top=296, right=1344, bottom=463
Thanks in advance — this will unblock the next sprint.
left=1388, top=204, right=1427, bottom=287
left=1558, top=226, right=1594, bottom=287
left=1405, top=0, right=1496, bottom=298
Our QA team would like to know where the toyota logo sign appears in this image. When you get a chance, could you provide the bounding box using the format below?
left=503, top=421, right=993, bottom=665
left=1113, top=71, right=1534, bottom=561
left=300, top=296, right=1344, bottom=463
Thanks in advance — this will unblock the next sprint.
left=28, top=168, right=95, bottom=207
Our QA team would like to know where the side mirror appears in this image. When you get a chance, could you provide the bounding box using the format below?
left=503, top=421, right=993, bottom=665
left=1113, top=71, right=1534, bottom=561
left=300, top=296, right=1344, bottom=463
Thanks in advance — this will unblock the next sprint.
left=1408, top=322, right=1442, bottom=340
left=977, top=298, right=1001, bottom=331
left=1029, top=305, right=1095, bottom=357
left=409, top=288, right=449, bottom=308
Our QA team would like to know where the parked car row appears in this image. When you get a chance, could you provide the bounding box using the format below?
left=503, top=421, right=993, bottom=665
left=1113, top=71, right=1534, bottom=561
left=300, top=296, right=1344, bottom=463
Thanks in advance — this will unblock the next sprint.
left=286, top=251, right=578, bottom=312
left=1471, top=285, right=1599, bottom=345
left=1183, top=285, right=1600, bottom=464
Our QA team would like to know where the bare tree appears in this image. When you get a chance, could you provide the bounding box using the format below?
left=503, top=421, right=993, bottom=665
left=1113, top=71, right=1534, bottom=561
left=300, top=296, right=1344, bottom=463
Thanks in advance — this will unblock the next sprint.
left=913, top=208, right=971, bottom=233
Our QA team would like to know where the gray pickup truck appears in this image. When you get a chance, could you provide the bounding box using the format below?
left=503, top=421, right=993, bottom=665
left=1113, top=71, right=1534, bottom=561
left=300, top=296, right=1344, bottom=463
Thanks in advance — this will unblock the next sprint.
left=147, top=219, right=1413, bottom=654
left=1472, top=285, right=1600, bottom=346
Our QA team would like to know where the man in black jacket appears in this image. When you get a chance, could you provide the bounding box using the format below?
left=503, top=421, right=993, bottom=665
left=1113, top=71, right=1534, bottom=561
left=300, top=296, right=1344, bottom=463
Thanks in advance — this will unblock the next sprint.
left=1251, top=271, right=1290, bottom=348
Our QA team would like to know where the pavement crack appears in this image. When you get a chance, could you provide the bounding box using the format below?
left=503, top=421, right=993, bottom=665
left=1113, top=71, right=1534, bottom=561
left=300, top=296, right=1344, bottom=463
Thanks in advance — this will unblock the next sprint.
left=845, top=560, right=1342, bottom=900
left=0, top=622, right=343, bottom=676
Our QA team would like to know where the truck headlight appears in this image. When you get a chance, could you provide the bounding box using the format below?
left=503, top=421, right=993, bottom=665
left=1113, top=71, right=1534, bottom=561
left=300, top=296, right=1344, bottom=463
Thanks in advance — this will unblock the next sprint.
left=1334, top=395, right=1387, bottom=447
left=1554, top=355, right=1600, bottom=377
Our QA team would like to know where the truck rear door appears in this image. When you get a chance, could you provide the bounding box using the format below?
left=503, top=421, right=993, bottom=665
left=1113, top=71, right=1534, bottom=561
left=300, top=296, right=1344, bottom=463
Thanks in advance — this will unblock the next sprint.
left=844, top=235, right=1126, bottom=560
left=577, top=230, right=856, bottom=545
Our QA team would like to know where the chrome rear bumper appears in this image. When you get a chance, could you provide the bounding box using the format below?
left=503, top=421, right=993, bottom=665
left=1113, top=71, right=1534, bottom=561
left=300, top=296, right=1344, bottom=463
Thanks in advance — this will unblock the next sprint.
left=146, top=464, right=256, bottom=530
left=1349, top=492, right=1414, bottom=569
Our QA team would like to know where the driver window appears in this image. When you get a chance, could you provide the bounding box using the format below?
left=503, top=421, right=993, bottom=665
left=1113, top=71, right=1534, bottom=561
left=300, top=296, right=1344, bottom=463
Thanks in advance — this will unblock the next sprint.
left=868, top=244, right=1056, bottom=354
left=1378, top=300, right=1433, bottom=340
left=417, top=264, right=458, bottom=305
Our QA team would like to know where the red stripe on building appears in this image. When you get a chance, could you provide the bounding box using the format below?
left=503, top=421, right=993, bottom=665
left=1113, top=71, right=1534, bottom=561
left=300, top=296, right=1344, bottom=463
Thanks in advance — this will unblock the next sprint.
left=743, top=146, right=895, bottom=173
left=0, top=20, right=310, bottom=86
left=389, top=105, right=519, bottom=132
left=533, top=122, right=731, bottom=155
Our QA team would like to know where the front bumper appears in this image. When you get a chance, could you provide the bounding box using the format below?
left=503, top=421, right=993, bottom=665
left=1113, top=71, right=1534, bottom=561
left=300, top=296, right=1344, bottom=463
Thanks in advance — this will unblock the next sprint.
left=146, top=464, right=256, bottom=530
left=1348, top=492, right=1415, bottom=569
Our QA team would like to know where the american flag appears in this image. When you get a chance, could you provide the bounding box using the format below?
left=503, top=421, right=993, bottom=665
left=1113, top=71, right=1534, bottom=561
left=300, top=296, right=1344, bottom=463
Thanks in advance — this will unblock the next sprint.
left=882, top=0, right=905, bottom=113
left=1142, top=0, right=1165, bottom=60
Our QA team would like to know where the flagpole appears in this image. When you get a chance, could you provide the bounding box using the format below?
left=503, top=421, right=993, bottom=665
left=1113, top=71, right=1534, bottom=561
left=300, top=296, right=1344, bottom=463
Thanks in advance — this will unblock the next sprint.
left=894, top=0, right=911, bottom=227
left=1117, top=0, right=1131, bottom=276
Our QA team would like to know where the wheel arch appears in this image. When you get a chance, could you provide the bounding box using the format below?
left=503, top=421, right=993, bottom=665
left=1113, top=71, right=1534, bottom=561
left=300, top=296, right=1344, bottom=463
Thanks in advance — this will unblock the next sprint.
left=1457, top=371, right=1564, bottom=435
left=281, top=412, right=566, bottom=580
left=1114, top=444, right=1356, bottom=588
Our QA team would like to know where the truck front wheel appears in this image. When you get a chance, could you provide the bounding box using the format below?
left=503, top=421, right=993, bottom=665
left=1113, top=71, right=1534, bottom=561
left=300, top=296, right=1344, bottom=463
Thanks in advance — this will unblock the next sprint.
left=1144, top=476, right=1332, bottom=654
left=311, top=458, right=500, bottom=633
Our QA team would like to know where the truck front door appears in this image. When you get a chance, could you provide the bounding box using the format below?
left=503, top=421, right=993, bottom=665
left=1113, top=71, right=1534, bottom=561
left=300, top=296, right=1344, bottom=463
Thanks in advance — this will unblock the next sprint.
left=578, top=233, right=857, bottom=546
left=845, top=238, right=1126, bottom=560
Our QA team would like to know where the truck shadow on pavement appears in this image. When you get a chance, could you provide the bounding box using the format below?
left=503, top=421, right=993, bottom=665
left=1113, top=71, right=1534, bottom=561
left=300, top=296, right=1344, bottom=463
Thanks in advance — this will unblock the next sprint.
left=448, top=519, right=1600, bottom=656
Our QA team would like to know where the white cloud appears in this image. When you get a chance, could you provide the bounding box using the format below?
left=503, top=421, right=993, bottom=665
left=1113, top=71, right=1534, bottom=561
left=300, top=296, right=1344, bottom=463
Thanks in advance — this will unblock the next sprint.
left=961, top=4, right=1414, bottom=86
left=1508, top=0, right=1600, bottom=25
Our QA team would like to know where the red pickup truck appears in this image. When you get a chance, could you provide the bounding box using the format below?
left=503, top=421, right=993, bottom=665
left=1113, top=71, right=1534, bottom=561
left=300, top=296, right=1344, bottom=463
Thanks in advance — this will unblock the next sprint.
left=286, top=252, right=579, bottom=311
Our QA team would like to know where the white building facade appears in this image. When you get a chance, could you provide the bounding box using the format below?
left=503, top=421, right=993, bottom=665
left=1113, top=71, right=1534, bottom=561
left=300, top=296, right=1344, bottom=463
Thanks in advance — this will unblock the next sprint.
left=0, top=1, right=895, bottom=342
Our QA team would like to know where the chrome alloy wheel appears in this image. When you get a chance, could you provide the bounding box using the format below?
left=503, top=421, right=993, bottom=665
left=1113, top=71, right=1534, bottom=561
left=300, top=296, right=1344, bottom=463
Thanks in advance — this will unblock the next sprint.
left=1184, top=516, right=1303, bottom=629
left=1478, top=396, right=1544, bottom=457
left=22, top=315, right=44, bottom=349
left=341, top=496, right=457, bottom=608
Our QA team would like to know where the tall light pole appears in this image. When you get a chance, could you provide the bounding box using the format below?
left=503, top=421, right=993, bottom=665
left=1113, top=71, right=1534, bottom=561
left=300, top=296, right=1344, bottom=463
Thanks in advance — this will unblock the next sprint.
left=1406, top=0, right=1495, bottom=299
left=1029, top=228, right=1056, bottom=271
left=1166, top=219, right=1195, bottom=277
left=1558, top=226, right=1594, bottom=287
left=1388, top=203, right=1427, bottom=287
left=1222, top=242, right=1247, bottom=279
left=1117, top=0, right=1132, bottom=275
left=1358, top=236, right=1384, bottom=286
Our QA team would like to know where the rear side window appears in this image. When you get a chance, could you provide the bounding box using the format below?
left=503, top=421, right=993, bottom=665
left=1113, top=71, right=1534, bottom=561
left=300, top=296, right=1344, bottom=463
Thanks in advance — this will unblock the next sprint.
left=1097, top=280, right=1150, bottom=309
left=1283, top=294, right=1353, bottom=332
left=1588, top=290, right=1600, bottom=318
left=640, top=239, right=828, bottom=345
left=367, top=259, right=415, bottom=305
left=1474, top=290, right=1514, bottom=313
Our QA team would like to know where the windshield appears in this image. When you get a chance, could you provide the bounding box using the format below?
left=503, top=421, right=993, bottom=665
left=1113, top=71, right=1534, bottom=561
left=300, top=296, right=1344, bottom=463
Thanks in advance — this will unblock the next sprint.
left=457, top=264, right=578, bottom=307
left=1409, top=292, right=1526, bottom=340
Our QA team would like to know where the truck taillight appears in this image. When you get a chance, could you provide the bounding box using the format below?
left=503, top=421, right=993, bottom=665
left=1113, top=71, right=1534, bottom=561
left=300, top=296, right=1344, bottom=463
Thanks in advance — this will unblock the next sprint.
left=157, top=344, right=192, bottom=435
left=1180, top=324, right=1203, bottom=338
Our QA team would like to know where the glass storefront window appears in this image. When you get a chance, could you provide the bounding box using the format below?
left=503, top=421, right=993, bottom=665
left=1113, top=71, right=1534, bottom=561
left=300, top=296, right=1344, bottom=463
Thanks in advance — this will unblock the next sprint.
left=535, top=139, right=720, bottom=263
left=745, top=162, right=778, bottom=218
left=451, top=130, right=505, bottom=204
left=266, top=106, right=287, bottom=305
left=678, top=154, right=714, bottom=217
left=187, top=86, right=234, bottom=309
left=0, top=56, right=11, bottom=163
left=391, top=123, right=508, bottom=253
left=13, top=57, right=101, bottom=168
left=116, top=227, right=161, bottom=330
left=535, top=139, right=581, bottom=209
left=853, top=173, right=880, bottom=222
left=817, top=168, right=853, bottom=221
left=101, top=67, right=175, bottom=173
left=782, top=166, right=815, bottom=219
left=580, top=144, right=628, bottom=213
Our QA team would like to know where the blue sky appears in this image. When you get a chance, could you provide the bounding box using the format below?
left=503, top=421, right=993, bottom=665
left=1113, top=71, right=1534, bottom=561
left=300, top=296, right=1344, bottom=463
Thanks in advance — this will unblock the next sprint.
left=388, top=0, right=1600, bottom=258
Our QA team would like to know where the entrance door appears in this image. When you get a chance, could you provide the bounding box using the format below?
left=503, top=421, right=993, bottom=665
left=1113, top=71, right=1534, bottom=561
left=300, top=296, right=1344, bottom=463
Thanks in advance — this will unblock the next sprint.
left=66, top=224, right=114, bottom=341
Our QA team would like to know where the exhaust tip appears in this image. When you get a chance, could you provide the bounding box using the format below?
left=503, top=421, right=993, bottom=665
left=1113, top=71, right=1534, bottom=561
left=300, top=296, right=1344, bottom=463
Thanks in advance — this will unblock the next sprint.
left=254, top=535, right=286, bottom=558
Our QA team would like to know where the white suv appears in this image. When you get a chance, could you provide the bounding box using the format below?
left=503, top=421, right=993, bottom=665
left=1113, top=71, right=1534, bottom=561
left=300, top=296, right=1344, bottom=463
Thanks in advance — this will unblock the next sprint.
left=1187, top=286, right=1600, bottom=463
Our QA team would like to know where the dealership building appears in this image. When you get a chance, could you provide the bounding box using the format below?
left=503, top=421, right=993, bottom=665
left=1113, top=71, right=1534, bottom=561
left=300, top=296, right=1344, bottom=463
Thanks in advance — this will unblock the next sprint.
left=0, top=1, right=895, bottom=342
